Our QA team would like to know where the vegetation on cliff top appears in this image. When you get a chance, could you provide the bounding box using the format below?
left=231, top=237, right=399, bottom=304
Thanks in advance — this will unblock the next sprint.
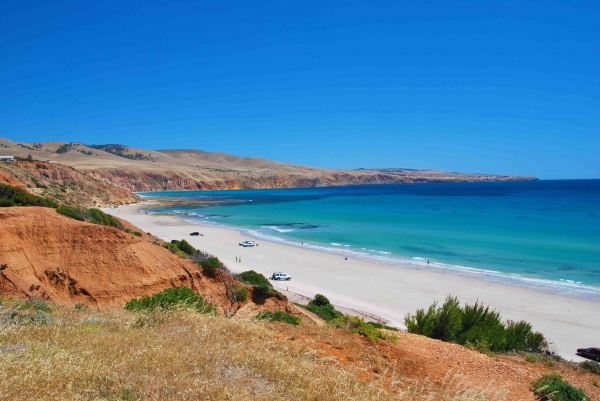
left=532, top=373, right=590, bottom=401
left=0, top=183, right=58, bottom=208
left=124, top=286, right=216, bottom=314
left=405, top=295, right=549, bottom=354
left=302, top=293, right=343, bottom=322
left=237, top=270, right=280, bottom=297
left=56, top=205, right=124, bottom=230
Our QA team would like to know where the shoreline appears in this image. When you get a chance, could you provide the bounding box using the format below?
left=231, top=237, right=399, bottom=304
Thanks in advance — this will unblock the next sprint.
left=141, top=198, right=600, bottom=304
left=104, top=201, right=599, bottom=361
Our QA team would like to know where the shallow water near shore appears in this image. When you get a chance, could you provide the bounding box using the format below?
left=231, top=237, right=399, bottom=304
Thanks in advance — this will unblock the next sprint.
left=139, top=180, right=600, bottom=301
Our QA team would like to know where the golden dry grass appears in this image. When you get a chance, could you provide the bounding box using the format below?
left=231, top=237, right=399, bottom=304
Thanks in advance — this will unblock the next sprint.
left=0, top=301, right=498, bottom=401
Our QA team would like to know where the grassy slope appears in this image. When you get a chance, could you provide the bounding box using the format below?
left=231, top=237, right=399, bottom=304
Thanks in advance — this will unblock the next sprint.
left=1, top=303, right=599, bottom=400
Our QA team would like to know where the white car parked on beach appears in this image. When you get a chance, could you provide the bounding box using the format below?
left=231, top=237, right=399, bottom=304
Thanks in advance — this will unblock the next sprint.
left=239, top=240, right=255, bottom=247
left=270, top=272, right=291, bottom=281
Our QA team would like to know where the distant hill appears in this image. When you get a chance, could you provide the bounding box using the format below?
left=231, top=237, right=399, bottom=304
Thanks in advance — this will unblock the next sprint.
left=0, top=137, right=536, bottom=192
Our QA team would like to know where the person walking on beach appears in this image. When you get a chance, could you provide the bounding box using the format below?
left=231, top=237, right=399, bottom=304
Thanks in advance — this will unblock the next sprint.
left=236, top=257, right=238, bottom=262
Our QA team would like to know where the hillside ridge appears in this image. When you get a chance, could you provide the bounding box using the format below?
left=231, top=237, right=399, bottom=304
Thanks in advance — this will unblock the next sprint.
left=0, top=137, right=536, bottom=192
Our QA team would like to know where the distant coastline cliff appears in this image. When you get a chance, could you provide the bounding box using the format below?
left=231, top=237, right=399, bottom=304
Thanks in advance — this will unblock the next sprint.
left=0, top=138, right=536, bottom=198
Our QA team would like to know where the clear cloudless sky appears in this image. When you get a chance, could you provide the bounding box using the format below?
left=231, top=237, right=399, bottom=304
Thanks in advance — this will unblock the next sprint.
left=1, top=1, right=598, bottom=179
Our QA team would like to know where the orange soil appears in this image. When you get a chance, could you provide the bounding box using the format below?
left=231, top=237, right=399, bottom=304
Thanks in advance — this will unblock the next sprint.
left=0, top=207, right=287, bottom=315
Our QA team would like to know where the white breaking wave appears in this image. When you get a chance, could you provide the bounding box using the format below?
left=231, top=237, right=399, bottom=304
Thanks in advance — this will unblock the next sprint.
left=260, top=225, right=296, bottom=233
left=163, top=213, right=600, bottom=302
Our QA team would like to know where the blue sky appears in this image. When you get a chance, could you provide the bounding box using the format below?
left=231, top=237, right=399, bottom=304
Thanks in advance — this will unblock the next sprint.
left=1, top=1, right=598, bottom=179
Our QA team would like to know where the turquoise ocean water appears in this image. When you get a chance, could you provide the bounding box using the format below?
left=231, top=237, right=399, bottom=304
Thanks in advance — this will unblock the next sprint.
left=140, top=180, right=600, bottom=301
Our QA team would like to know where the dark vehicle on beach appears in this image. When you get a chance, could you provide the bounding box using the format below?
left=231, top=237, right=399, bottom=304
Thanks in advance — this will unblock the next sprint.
left=576, top=347, right=600, bottom=362
left=190, top=232, right=200, bottom=236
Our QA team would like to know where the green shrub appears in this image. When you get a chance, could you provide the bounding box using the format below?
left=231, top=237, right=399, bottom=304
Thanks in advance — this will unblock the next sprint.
left=304, top=294, right=343, bottom=322
left=254, top=283, right=277, bottom=297
left=3, top=309, right=53, bottom=325
left=162, top=239, right=197, bottom=256
left=188, top=250, right=230, bottom=273
left=202, top=257, right=221, bottom=269
left=124, top=286, right=216, bottom=314
left=171, top=239, right=196, bottom=255
left=85, top=208, right=123, bottom=229
left=531, top=373, right=589, bottom=401
left=235, top=286, right=249, bottom=303
left=130, top=231, right=142, bottom=236
left=405, top=295, right=549, bottom=353
left=237, top=270, right=279, bottom=298
left=19, top=298, right=52, bottom=313
left=0, top=184, right=57, bottom=208
left=526, top=354, right=538, bottom=363
left=161, top=242, right=188, bottom=258
left=332, top=315, right=397, bottom=343
left=56, top=205, right=86, bottom=221
left=369, top=322, right=399, bottom=331
left=255, top=310, right=302, bottom=326
left=238, top=270, right=270, bottom=286
left=580, top=361, right=600, bottom=375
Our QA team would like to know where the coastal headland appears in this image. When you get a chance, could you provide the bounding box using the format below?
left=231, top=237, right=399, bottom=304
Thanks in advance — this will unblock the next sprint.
left=106, top=201, right=599, bottom=362
left=0, top=137, right=536, bottom=193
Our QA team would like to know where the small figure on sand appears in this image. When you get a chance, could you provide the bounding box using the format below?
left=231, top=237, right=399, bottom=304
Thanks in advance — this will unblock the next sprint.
left=236, top=257, right=238, bottom=262
left=344, top=257, right=348, bottom=261
left=301, top=241, right=304, bottom=248
left=427, top=259, right=430, bottom=265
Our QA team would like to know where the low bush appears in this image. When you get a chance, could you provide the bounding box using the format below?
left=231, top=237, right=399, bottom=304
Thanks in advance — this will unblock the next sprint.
left=129, top=231, right=142, bottom=236
left=255, top=310, right=302, bottom=326
left=188, top=250, right=231, bottom=273
left=580, top=360, right=600, bottom=375
left=19, top=298, right=52, bottom=313
left=526, top=354, right=538, bottom=363
left=3, top=309, right=53, bottom=325
left=162, top=242, right=188, bottom=258
left=124, top=287, right=216, bottom=314
left=303, top=294, right=343, bottom=322
left=238, top=270, right=269, bottom=286
left=0, top=184, right=57, bottom=208
left=237, top=270, right=279, bottom=298
left=405, top=295, right=549, bottom=353
left=85, top=208, right=123, bottom=229
left=202, top=257, right=221, bottom=269
left=235, top=286, right=249, bottom=303
left=332, top=315, right=397, bottom=343
left=368, top=321, right=399, bottom=331
left=56, top=205, right=86, bottom=221
left=531, top=373, right=589, bottom=401
left=169, top=239, right=196, bottom=255
left=56, top=205, right=125, bottom=230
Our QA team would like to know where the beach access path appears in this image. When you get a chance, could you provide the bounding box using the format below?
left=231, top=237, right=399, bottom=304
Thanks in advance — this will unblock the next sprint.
left=105, top=202, right=598, bottom=362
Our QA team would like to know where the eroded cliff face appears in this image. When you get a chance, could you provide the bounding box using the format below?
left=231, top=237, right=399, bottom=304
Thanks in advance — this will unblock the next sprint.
left=85, top=168, right=535, bottom=192
left=0, top=161, right=140, bottom=207
left=0, top=207, right=289, bottom=314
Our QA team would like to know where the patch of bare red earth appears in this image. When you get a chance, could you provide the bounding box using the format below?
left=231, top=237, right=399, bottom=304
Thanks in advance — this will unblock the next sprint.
left=0, top=207, right=289, bottom=315
left=269, top=322, right=600, bottom=400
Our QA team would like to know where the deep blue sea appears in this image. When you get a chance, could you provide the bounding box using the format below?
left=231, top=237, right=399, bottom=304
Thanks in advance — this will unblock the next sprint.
left=139, top=180, right=600, bottom=301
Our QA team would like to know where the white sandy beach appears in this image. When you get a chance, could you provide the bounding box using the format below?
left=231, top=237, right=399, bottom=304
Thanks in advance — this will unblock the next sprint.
left=105, top=202, right=598, bottom=361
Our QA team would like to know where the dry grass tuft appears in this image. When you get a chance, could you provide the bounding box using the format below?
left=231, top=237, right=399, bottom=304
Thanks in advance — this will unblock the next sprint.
left=0, top=303, right=498, bottom=400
